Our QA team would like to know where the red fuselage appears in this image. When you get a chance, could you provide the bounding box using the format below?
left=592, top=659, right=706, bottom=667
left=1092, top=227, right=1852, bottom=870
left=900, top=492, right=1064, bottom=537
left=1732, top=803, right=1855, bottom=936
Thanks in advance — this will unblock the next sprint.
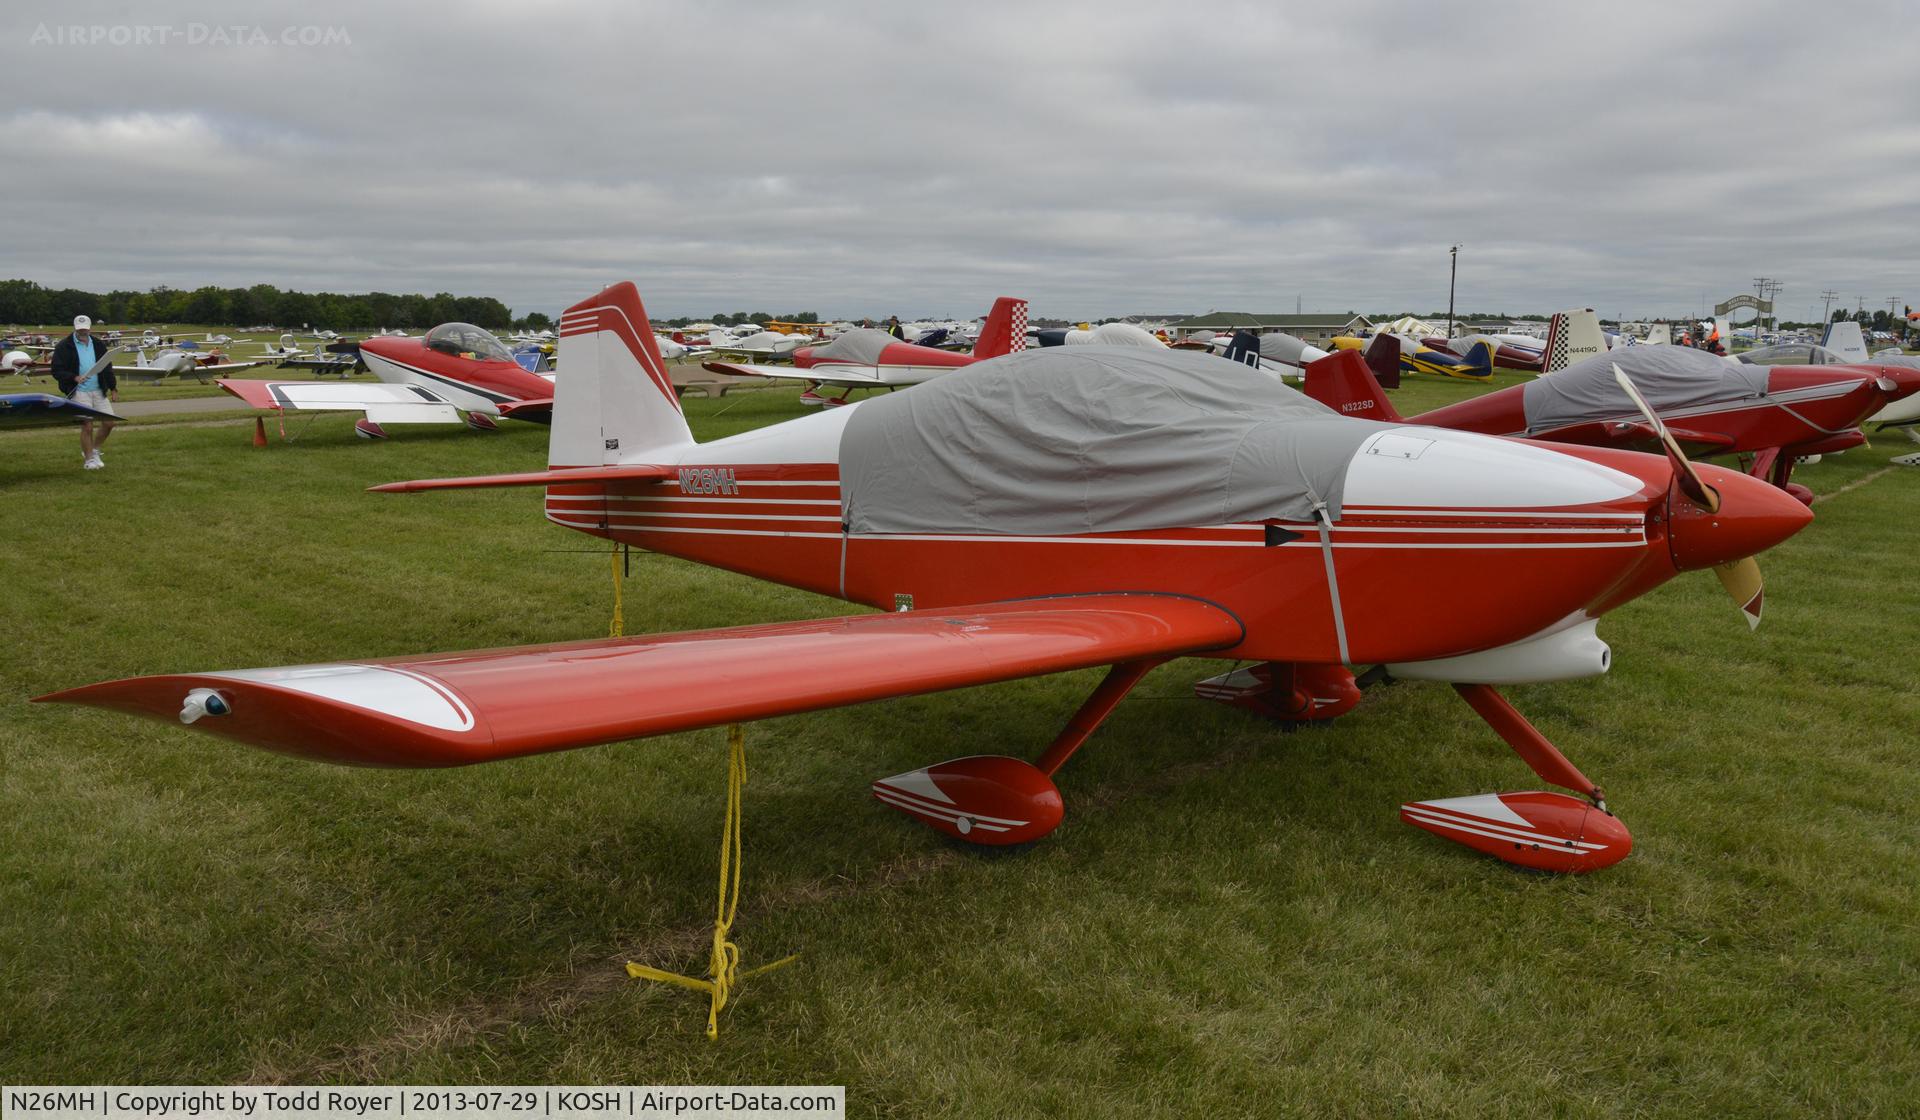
left=359, top=335, right=554, bottom=413
left=540, top=446, right=1805, bottom=668
left=793, top=340, right=976, bottom=371
left=1416, top=363, right=1920, bottom=456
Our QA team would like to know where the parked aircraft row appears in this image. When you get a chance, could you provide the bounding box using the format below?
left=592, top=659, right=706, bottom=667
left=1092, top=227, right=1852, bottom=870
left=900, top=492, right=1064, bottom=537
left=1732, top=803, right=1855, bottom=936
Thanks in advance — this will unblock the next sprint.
left=36, top=277, right=1918, bottom=889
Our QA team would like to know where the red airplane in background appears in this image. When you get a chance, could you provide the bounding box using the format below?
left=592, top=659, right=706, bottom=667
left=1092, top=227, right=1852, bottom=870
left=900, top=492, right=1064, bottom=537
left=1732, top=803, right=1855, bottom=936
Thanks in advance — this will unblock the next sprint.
left=219, top=322, right=558, bottom=439
left=703, top=297, right=1028, bottom=406
left=44, top=281, right=1815, bottom=876
left=1310, top=341, right=1920, bottom=506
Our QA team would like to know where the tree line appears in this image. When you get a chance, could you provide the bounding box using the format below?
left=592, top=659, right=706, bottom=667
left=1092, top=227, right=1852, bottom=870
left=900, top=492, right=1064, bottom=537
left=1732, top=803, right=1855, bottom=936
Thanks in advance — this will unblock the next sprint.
left=658, top=311, right=822, bottom=328
left=0, top=279, right=517, bottom=331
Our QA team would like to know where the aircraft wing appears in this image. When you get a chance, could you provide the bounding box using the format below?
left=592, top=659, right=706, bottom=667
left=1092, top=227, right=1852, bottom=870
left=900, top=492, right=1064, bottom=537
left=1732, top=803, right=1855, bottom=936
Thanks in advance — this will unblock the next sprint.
left=702, top=361, right=950, bottom=388
left=0, top=392, right=119, bottom=428
left=217, top=379, right=463, bottom=425
left=38, top=593, right=1242, bottom=768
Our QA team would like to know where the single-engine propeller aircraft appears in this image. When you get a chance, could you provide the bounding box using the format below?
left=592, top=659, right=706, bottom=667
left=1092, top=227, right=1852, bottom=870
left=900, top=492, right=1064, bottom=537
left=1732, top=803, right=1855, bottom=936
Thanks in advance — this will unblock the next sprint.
left=1304, top=342, right=1920, bottom=506
left=703, top=297, right=1027, bottom=406
left=217, top=321, right=559, bottom=439
left=43, top=281, right=1816, bottom=875
left=1331, top=332, right=1496, bottom=380
left=111, top=333, right=264, bottom=383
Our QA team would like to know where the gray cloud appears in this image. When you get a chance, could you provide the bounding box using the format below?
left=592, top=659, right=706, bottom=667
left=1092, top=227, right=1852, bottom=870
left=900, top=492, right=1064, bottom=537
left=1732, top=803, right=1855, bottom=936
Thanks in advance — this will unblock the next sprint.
left=4, top=0, right=1916, bottom=321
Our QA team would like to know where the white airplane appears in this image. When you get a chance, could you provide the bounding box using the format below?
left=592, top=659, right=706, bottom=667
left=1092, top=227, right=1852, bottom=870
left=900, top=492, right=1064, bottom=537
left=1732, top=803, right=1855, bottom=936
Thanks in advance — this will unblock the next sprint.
left=111, top=333, right=264, bottom=382
left=256, top=334, right=308, bottom=360
left=707, top=328, right=808, bottom=362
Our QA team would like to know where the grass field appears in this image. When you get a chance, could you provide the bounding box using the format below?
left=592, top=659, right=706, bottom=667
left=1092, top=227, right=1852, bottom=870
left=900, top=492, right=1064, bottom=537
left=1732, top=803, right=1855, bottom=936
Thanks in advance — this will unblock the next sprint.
left=2, top=372, right=1918, bottom=1115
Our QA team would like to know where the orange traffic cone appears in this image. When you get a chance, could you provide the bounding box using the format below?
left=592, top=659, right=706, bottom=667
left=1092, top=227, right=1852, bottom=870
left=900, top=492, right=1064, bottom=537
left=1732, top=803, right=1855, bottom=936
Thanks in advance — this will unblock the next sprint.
left=252, top=416, right=268, bottom=448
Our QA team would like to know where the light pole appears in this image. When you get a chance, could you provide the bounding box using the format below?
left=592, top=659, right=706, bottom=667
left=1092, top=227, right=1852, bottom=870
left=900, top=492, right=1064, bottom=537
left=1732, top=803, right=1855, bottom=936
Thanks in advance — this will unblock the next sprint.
left=1446, top=244, right=1460, bottom=337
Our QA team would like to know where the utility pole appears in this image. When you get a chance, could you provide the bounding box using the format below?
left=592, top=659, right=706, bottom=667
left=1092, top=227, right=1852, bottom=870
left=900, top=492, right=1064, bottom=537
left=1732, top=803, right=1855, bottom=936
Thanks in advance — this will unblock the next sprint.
left=1446, top=244, right=1460, bottom=337
left=1820, top=290, right=1838, bottom=324
left=1759, top=278, right=1782, bottom=336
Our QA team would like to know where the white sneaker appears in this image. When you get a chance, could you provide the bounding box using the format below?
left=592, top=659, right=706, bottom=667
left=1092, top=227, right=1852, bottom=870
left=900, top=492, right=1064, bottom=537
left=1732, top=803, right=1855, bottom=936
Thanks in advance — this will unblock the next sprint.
left=83, top=453, right=103, bottom=470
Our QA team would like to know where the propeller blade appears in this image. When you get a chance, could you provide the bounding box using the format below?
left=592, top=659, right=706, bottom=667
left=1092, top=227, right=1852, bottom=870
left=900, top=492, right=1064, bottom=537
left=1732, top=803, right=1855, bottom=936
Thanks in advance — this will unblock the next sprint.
left=1714, top=556, right=1765, bottom=630
left=1612, top=364, right=1718, bottom=512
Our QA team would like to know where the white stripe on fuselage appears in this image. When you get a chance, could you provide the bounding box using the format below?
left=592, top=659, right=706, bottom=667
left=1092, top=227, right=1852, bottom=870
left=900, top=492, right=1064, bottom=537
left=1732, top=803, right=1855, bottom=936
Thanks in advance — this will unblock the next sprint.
left=362, top=351, right=508, bottom=415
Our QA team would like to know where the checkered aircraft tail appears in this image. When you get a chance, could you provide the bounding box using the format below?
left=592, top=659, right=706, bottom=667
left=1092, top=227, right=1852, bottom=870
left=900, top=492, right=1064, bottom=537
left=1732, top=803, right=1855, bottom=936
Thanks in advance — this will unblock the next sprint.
left=1541, top=308, right=1607, bottom=374
left=972, top=298, right=1029, bottom=359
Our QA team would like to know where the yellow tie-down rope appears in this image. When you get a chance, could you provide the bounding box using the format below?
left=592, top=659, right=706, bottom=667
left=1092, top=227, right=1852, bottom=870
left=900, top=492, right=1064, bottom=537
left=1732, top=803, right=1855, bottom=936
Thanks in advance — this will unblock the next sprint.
left=627, top=724, right=798, bottom=1040
left=609, top=547, right=625, bottom=638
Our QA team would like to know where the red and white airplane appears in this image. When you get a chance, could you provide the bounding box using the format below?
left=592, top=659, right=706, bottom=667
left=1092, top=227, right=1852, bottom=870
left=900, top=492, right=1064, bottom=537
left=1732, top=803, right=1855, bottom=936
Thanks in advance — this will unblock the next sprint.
left=1308, top=342, right=1920, bottom=508
left=43, top=281, right=1816, bottom=874
left=217, top=322, right=558, bottom=439
left=702, top=298, right=1027, bottom=406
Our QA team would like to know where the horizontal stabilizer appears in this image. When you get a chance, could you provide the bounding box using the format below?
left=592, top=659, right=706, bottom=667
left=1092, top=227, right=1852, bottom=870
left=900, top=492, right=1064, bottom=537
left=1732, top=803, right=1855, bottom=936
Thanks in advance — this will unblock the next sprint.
left=368, top=463, right=673, bottom=492
left=497, top=397, right=554, bottom=419
left=37, top=593, right=1243, bottom=768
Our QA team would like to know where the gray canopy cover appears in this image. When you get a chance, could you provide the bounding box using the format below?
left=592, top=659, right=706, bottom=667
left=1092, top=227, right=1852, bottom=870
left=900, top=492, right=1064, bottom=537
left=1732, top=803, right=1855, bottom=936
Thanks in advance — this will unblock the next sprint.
left=1522, top=347, right=1768, bottom=433
left=840, top=346, right=1392, bottom=536
left=808, top=328, right=899, bottom=365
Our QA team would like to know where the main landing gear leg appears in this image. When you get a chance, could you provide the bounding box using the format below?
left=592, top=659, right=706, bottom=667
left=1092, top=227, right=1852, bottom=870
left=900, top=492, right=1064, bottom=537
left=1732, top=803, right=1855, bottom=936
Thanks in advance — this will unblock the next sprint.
left=1034, top=659, right=1159, bottom=776
left=1452, top=682, right=1603, bottom=808
left=1749, top=446, right=1813, bottom=506
left=871, top=659, right=1161, bottom=846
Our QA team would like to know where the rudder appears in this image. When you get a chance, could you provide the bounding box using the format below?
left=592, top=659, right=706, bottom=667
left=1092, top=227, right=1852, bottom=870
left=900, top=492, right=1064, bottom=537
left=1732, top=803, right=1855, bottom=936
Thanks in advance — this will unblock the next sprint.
left=552, top=282, right=694, bottom=467
left=1305, top=350, right=1404, bottom=422
left=1542, top=308, right=1606, bottom=373
left=971, top=297, right=1029, bottom=359
left=1363, top=333, right=1403, bottom=389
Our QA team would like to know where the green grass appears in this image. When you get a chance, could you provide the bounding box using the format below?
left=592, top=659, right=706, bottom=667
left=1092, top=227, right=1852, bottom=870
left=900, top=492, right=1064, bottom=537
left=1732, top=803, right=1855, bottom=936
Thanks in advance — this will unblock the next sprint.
left=2, top=376, right=1918, bottom=1115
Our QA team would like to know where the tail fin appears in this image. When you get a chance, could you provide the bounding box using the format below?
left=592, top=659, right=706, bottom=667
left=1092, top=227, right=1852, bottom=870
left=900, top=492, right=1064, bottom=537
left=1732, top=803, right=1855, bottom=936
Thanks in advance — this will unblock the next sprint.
left=1542, top=308, right=1605, bottom=373
left=1305, top=350, right=1403, bottom=422
left=551, top=282, right=693, bottom=468
left=1221, top=329, right=1263, bottom=367
left=1363, top=333, right=1403, bottom=389
left=1821, top=320, right=1868, bottom=361
left=971, top=297, right=1029, bottom=359
left=1463, top=340, right=1495, bottom=378
left=1643, top=323, right=1670, bottom=346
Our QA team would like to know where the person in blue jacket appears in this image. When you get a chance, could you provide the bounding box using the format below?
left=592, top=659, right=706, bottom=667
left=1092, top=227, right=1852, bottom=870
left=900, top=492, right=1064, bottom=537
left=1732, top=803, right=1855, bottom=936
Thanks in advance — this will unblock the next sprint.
left=49, top=315, right=118, bottom=469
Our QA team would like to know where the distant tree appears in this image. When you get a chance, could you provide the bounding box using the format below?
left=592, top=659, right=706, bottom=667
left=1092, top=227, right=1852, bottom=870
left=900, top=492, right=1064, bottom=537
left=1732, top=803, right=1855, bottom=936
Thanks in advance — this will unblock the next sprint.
left=513, top=311, right=554, bottom=332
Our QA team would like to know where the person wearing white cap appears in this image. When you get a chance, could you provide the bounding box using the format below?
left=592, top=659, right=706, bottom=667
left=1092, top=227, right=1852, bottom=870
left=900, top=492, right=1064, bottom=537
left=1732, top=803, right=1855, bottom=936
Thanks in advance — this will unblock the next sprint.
left=50, top=314, right=119, bottom=469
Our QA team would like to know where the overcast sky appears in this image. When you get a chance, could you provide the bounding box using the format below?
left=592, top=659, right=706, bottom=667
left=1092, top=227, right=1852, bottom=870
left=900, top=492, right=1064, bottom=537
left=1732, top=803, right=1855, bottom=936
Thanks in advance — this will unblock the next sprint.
left=4, top=0, right=1916, bottom=322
